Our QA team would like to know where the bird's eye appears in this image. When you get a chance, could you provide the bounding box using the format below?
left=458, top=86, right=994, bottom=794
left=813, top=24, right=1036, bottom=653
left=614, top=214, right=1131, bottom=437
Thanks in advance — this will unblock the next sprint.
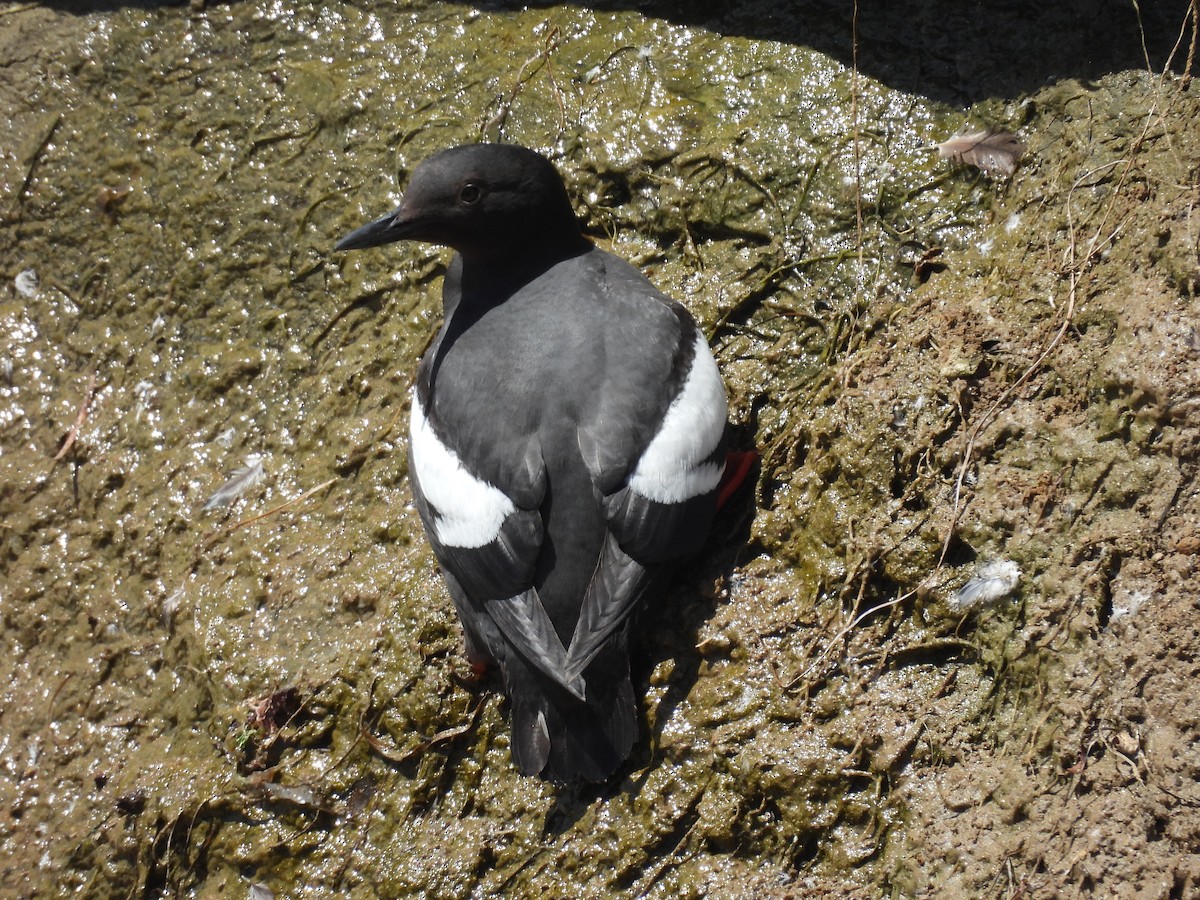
left=458, top=183, right=482, bottom=205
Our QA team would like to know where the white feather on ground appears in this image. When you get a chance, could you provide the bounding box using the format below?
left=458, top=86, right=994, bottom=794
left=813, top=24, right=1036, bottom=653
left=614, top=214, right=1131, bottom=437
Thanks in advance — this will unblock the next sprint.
left=950, top=559, right=1021, bottom=610
left=937, top=129, right=1026, bottom=177
left=202, top=456, right=265, bottom=511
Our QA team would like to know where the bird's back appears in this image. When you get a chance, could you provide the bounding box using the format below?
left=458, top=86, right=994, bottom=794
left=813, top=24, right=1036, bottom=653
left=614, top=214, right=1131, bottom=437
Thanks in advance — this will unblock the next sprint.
left=411, top=245, right=722, bottom=781
left=420, top=246, right=692, bottom=609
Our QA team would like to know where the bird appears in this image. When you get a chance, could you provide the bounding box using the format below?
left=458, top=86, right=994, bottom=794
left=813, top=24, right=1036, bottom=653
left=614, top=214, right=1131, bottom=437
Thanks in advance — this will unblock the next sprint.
left=335, top=143, right=750, bottom=782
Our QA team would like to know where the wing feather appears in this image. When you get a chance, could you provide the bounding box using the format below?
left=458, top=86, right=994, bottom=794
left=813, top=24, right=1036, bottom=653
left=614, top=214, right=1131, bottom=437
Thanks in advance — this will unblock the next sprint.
left=485, top=591, right=586, bottom=700
left=564, top=534, right=654, bottom=682
left=565, top=327, right=728, bottom=679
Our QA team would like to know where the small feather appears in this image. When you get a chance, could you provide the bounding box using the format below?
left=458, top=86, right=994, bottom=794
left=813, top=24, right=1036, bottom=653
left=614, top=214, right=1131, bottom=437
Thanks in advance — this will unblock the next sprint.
left=937, top=129, right=1026, bottom=177
left=160, top=584, right=187, bottom=626
left=254, top=781, right=319, bottom=808
left=202, top=456, right=265, bottom=511
left=14, top=269, right=39, bottom=298
left=950, top=559, right=1021, bottom=610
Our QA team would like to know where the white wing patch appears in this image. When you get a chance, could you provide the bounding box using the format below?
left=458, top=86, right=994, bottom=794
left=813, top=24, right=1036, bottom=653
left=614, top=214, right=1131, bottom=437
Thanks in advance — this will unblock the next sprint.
left=410, top=392, right=515, bottom=549
left=628, top=331, right=727, bottom=504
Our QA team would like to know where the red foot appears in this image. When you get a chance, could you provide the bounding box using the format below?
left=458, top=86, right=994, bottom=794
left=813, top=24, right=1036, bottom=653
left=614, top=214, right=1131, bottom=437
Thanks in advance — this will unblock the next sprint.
left=452, top=656, right=491, bottom=691
left=716, top=450, right=758, bottom=511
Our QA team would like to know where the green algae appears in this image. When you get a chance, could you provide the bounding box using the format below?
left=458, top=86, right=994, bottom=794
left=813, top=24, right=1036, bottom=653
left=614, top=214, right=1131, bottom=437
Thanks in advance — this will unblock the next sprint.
left=2, top=0, right=1199, bottom=897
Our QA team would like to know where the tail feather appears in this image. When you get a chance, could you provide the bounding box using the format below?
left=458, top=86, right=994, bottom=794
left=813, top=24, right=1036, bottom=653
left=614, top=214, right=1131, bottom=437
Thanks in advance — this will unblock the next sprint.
left=510, top=697, right=553, bottom=776
left=505, top=641, right=636, bottom=783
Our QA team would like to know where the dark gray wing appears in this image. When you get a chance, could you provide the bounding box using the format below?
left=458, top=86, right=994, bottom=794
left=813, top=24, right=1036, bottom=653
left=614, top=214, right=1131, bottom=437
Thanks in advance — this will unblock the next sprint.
left=564, top=325, right=728, bottom=681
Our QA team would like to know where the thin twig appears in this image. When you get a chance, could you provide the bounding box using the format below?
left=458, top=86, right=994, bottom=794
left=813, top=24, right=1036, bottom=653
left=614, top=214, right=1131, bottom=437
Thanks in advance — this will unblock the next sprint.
left=5, top=113, right=61, bottom=220
left=362, top=695, right=488, bottom=764
left=850, top=0, right=864, bottom=262
left=1185, top=1, right=1199, bottom=83
left=481, top=23, right=563, bottom=140
left=0, top=3, right=39, bottom=17
left=224, top=478, right=338, bottom=532
left=52, top=371, right=98, bottom=462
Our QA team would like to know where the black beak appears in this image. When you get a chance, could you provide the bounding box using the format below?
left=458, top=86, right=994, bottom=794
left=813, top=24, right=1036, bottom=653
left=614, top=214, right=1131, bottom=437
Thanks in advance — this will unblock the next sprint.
left=334, top=207, right=410, bottom=251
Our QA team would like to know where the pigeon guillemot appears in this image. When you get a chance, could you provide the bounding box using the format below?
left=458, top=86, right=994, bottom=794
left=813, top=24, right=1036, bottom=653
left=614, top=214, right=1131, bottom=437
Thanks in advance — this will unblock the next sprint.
left=335, top=143, right=745, bottom=782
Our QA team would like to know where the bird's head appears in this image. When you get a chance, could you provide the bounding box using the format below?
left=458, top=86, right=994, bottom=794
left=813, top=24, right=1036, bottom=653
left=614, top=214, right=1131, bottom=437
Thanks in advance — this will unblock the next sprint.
left=334, top=143, right=586, bottom=264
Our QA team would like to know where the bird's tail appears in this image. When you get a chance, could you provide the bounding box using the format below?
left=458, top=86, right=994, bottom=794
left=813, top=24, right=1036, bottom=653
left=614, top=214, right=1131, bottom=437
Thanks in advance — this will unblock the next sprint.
left=505, top=641, right=637, bottom=783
